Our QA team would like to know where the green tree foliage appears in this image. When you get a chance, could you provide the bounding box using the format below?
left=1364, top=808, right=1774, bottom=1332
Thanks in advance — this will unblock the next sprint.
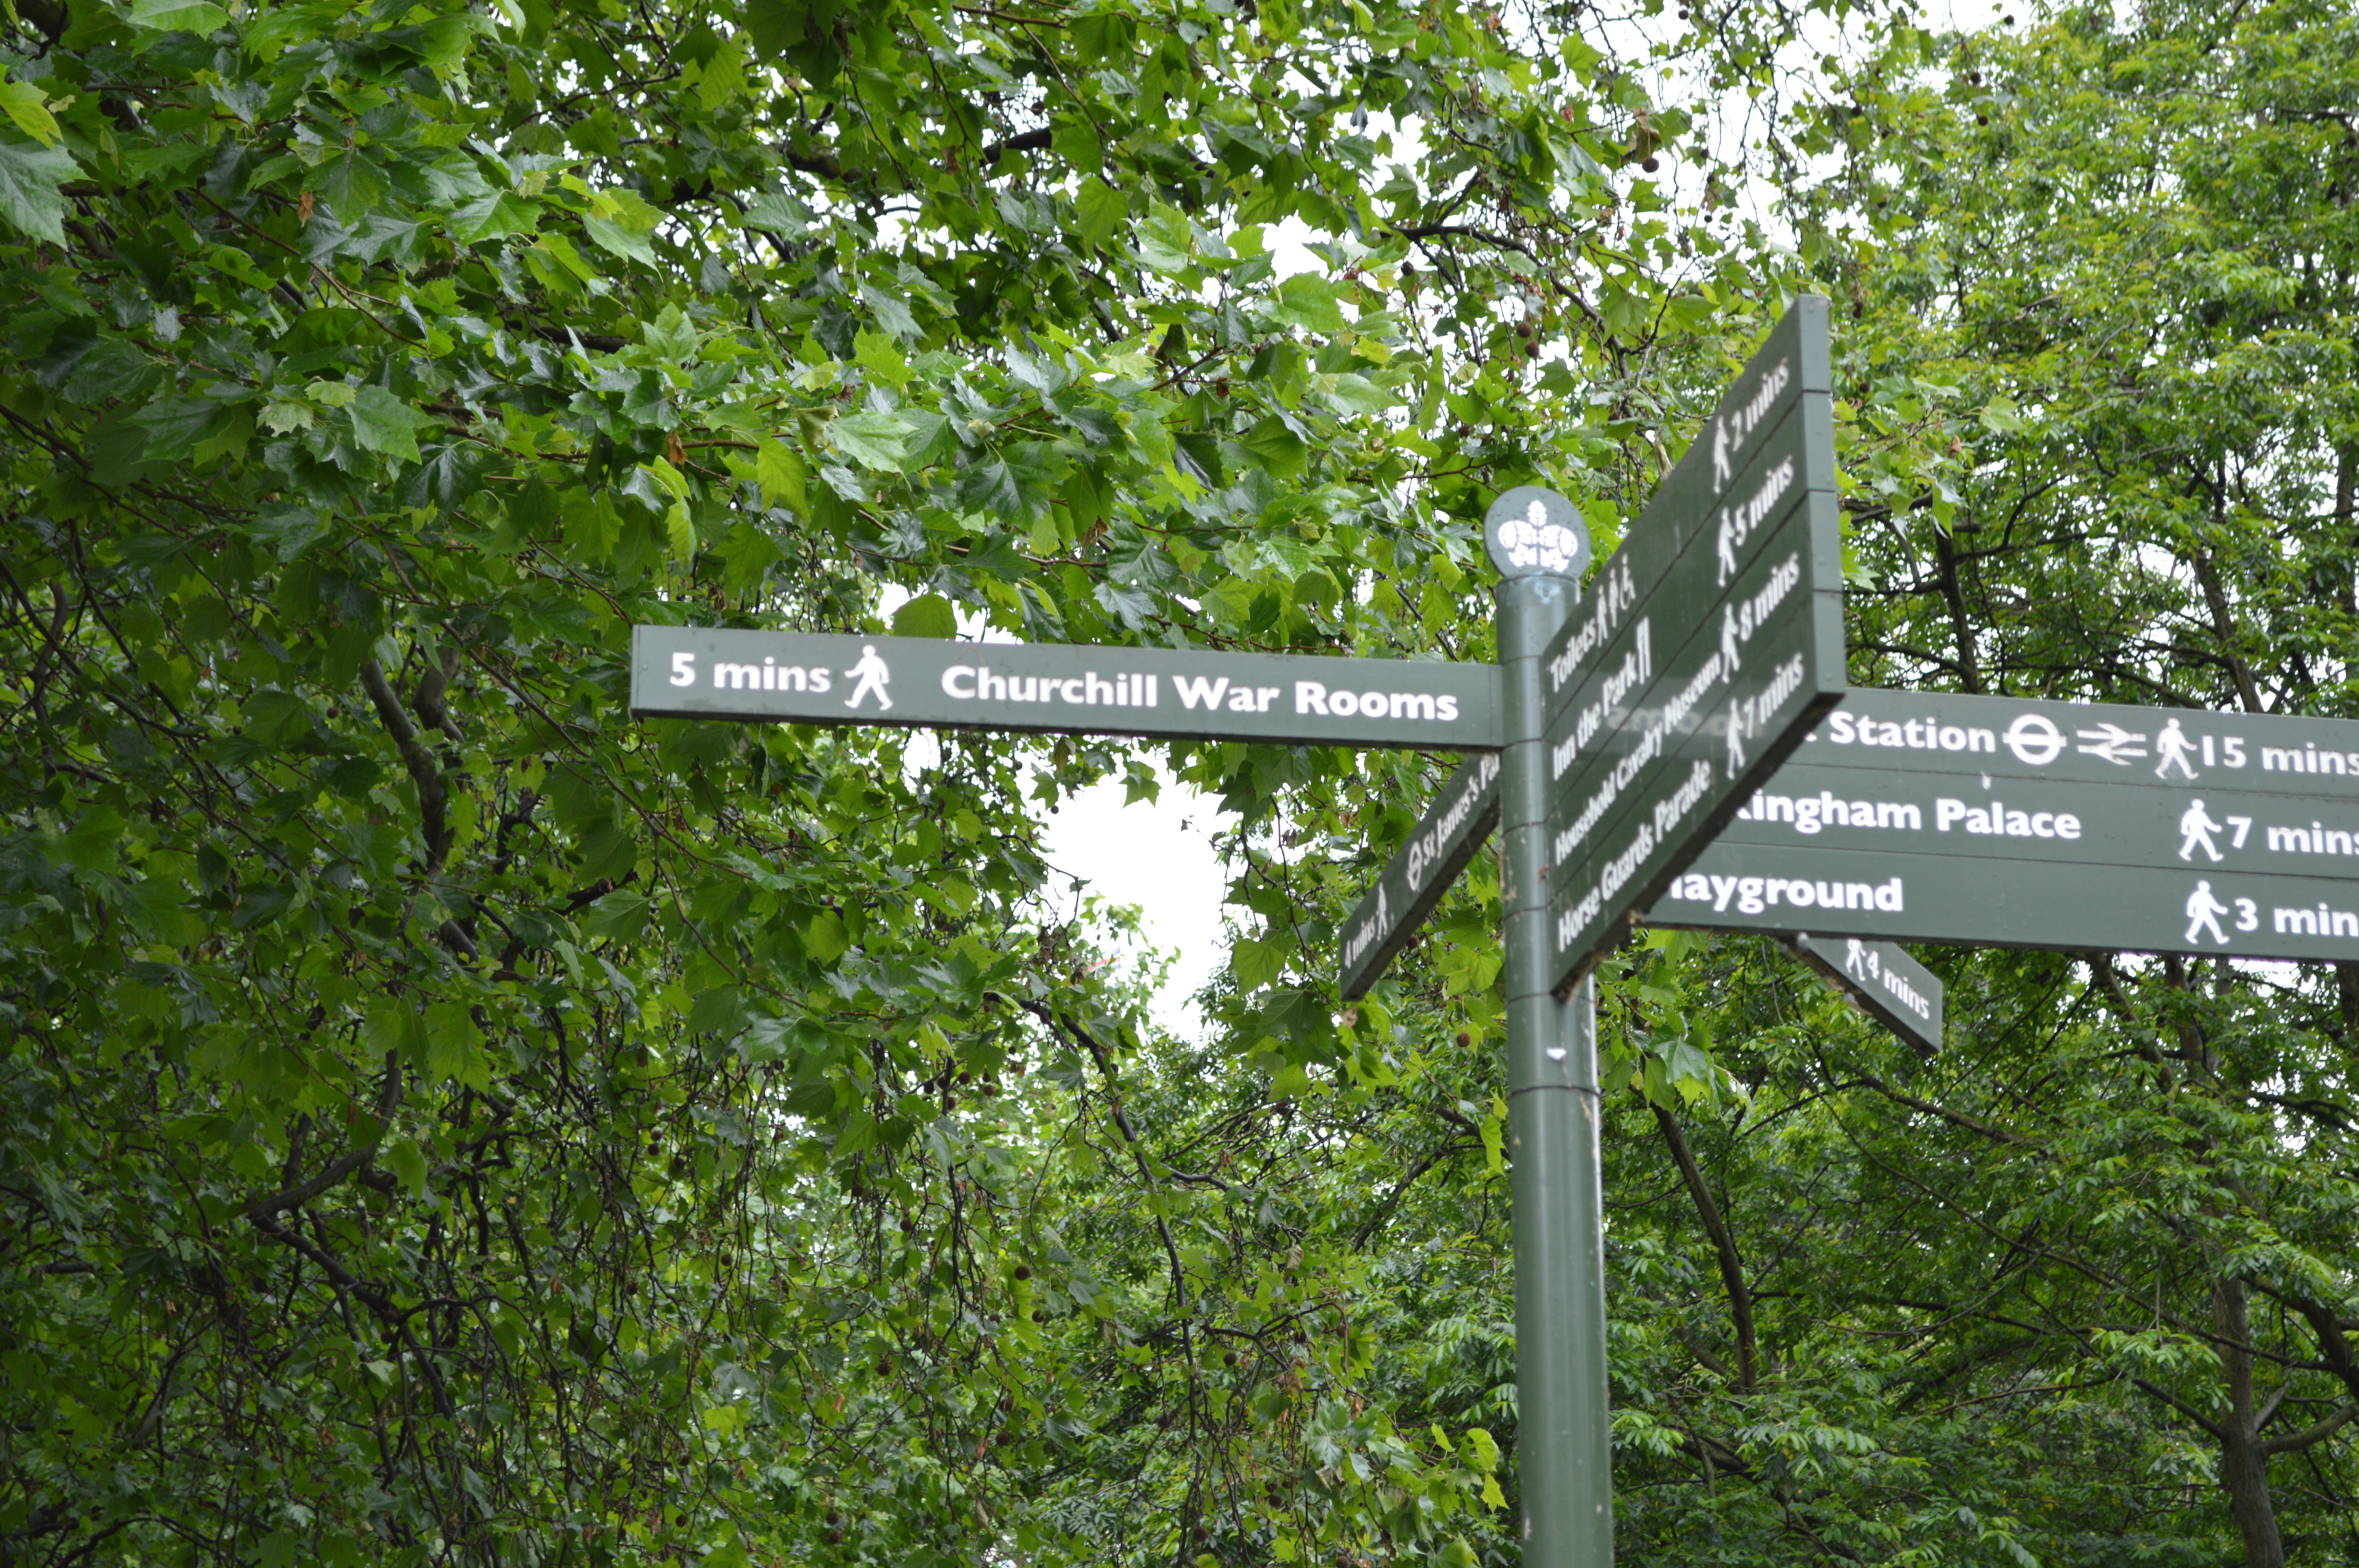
left=1590, top=4, right=2359, bottom=1565
left=10, top=0, right=2359, bottom=1562
left=0, top=0, right=1817, bottom=1560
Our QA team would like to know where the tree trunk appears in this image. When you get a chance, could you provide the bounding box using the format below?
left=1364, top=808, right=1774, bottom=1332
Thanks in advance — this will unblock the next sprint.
left=2214, top=1277, right=2286, bottom=1568
left=2335, top=440, right=2355, bottom=618
left=1932, top=528, right=1982, bottom=694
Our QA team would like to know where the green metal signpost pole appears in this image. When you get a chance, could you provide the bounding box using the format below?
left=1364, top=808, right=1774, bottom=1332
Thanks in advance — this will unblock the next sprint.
left=1491, top=520, right=1614, bottom=1566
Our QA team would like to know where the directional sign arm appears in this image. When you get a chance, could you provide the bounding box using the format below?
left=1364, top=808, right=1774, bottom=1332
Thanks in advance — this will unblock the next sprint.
left=1785, top=933, right=1943, bottom=1053
left=1646, top=686, right=2359, bottom=965
left=631, top=626, right=1503, bottom=750
left=1339, top=753, right=1504, bottom=999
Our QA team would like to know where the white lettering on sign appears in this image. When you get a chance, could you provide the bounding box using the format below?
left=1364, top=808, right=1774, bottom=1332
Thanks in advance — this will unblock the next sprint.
left=1714, top=454, right=1796, bottom=588
left=943, top=666, right=1160, bottom=708
left=1933, top=798, right=2083, bottom=839
left=1726, top=652, right=1807, bottom=781
left=2267, top=822, right=2359, bottom=856
left=1556, top=883, right=1603, bottom=951
left=1406, top=754, right=1503, bottom=892
left=1554, top=622, right=1653, bottom=782
left=1552, top=652, right=1703, bottom=867
left=711, top=657, right=833, bottom=694
left=1652, top=758, right=1715, bottom=841
left=1661, top=872, right=1905, bottom=917
left=1552, top=552, right=1802, bottom=788
left=1710, top=354, right=1793, bottom=494
left=1341, top=883, right=1392, bottom=974
left=2274, top=904, right=2359, bottom=937
left=1546, top=554, right=1638, bottom=697
left=1843, top=938, right=1934, bottom=1021
left=1738, top=791, right=1922, bottom=834
left=1822, top=711, right=1998, bottom=754
left=1731, top=551, right=1800, bottom=645
left=1552, top=615, right=1805, bottom=864
left=2263, top=743, right=2359, bottom=777
left=1562, top=758, right=1718, bottom=953
left=1295, top=681, right=1461, bottom=723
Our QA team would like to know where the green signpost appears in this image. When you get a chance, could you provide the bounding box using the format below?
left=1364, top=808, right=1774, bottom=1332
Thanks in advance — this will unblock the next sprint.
left=636, top=299, right=1850, bottom=1568
left=1338, top=751, right=1503, bottom=1002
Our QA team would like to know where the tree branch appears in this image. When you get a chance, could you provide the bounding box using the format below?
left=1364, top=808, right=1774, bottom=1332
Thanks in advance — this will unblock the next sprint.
left=1654, top=1101, right=1757, bottom=1392
left=2132, top=1375, right=2231, bottom=1445
left=1851, top=1071, right=2036, bottom=1146
left=244, top=1052, right=403, bottom=1225
left=360, top=659, right=453, bottom=872
left=2261, top=1401, right=2359, bottom=1455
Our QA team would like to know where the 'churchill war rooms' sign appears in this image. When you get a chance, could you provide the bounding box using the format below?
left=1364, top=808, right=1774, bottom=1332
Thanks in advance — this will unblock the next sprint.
left=631, top=626, right=1501, bottom=750
left=1649, top=689, right=2359, bottom=963
left=1542, top=297, right=1847, bottom=988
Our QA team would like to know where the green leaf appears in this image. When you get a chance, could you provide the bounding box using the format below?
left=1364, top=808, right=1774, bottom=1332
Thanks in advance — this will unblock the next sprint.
left=54, top=807, right=125, bottom=875
left=449, top=190, right=543, bottom=244
left=890, top=592, right=958, bottom=639
left=313, top=148, right=387, bottom=221
left=1979, top=392, right=2025, bottom=434
left=385, top=1137, right=428, bottom=1196
left=362, top=999, right=423, bottom=1067
left=121, top=0, right=227, bottom=29
left=853, top=327, right=911, bottom=389
left=1241, top=416, right=1307, bottom=481
left=832, top=1109, right=878, bottom=1156
left=1321, top=372, right=1395, bottom=416
left=348, top=385, right=440, bottom=462
left=0, top=133, right=78, bottom=243
left=828, top=410, right=911, bottom=472
left=741, top=0, right=812, bottom=57
left=1232, top=935, right=1285, bottom=990
left=756, top=438, right=807, bottom=509
left=643, top=303, right=698, bottom=360
left=583, top=212, right=656, bottom=266
left=1134, top=203, right=1194, bottom=274
left=128, top=395, right=225, bottom=464
left=1076, top=175, right=1127, bottom=249
left=424, top=1001, right=483, bottom=1087
left=689, top=985, right=747, bottom=1035
left=1269, top=273, right=1348, bottom=334
left=582, top=889, right=650, bottom=942
left=859, top=279, right=920, bottom=339
left=0, top=81, right=60, bottom=147
left=804, top=909, right=849, bottom=963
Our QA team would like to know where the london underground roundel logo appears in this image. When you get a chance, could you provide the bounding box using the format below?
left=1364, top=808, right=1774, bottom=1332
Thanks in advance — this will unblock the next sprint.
left=2003, top=713, right=2065, bottom=766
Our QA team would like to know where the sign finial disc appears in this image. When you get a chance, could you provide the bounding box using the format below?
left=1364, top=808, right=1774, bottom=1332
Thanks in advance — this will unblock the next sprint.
left=1484, top=486, right=1590, bottom=579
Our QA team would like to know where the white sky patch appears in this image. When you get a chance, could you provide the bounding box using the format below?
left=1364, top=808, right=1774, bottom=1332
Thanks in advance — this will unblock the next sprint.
left=873, top=585, right=1236, bottom=1038
left=1039, top=764, right=1236, bottom=1042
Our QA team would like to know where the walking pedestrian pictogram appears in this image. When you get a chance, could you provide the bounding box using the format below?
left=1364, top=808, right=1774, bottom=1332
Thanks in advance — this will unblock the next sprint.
left=843, top=644, right=894, bottom=711
left=2186, top=880, right=2231, bottom=945
left=2178, top=799, right=2224, bottom=863
left=2156, top=717, right=2199, bottom=780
